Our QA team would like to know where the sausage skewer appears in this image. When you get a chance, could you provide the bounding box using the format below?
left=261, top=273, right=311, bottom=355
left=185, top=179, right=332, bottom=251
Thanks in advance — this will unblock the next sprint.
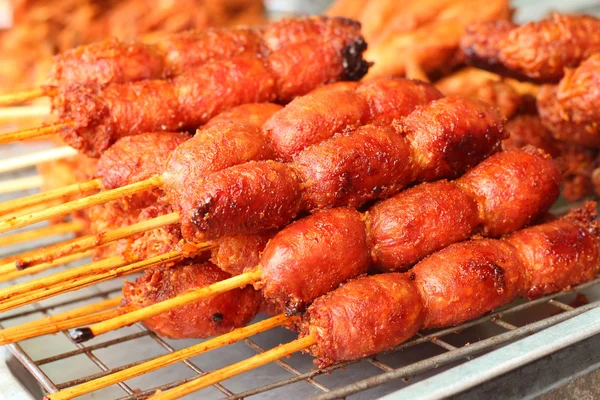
left=146, top=202, right=600, bottom=400
left=67, top=147, right=559, bottom=342
left=0, top=78, right=443, bottom=236
left=0, top=17, right=363, bottom=106
left=0, top=18, right=370, bottom=153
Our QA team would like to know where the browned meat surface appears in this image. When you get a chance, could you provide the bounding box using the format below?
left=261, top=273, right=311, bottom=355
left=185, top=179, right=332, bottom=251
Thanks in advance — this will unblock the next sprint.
left=462, top=14, right=600, bottom=83
left=256, top=207, right=369, bottom=315
left=210, top=231, right=275, bottom=276
left=367, top=148, right=559, bottom=272
left=181, top=96, right=506, bottom=241
left=53, top=16, right=369, bottom=156
left=300, top=203, right=600, bottom=367
left=123, top=262, right=261, bottom=339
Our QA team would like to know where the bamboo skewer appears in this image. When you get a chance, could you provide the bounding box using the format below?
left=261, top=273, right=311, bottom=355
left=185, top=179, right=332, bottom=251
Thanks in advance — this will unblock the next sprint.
left=0, top=296, right=125, bottom=345
left=0, top=105, right=52, bottom=120
left=0, top=146, right=77, bottom=174
left=0, top=175, right=43, bottom=194
left=0, top=244, right=210, bottom=313
left=71, top=269, right=260, bottom=342
left=0, top=122, right=74, bottom=145
left=0, top=220, right=84, bottom=247
left=0, top=250, right=93, bottom=283
left=149, top=335, right=317, bottom=400
left=0, top=212, right=181, bottom=275
left=0, top=175, right=163, bottom=234
left=0, top=88, right=46, bottom=106
left=0, top=179, right=102, bottom=216
left=46, top=315, right=292, bottom=400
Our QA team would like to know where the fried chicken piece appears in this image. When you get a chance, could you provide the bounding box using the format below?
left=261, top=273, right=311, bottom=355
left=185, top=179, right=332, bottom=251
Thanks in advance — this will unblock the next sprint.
left=462, top=13, right=600, bottom=83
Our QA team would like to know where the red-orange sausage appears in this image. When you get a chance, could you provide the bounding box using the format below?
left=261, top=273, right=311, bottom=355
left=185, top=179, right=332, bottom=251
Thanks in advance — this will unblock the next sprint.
left=367, top=181, right=479, bottom=272
left=292, top=124, right=413, bottom=211
left=301, top=273, right=423, bottom=368
left=186, top=161, right=303, bottom=241
left=256, top=207, right=369, bottom=314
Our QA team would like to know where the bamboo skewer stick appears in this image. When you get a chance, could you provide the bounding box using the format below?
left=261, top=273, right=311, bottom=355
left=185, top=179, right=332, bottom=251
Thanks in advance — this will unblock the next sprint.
left=46, top=315, right=292, bottom=400
left=0, top=146, right=77, bottom=174
left=0, top=244, right=210, bottom=313
left=0, top=175, right=163, bottom=234
left=0, top=220, right=84, bottom=247
left=0, top=212, right=181, bottom=275
left=0, top=88, right=46, bottom=106
left=0, top=122, right=74, bottom=145
left=0, top=105, right=52, bottom=120
left=0, top=202, right=54, bottom=223
left=0, top=175, right=43, bottom=194
left=0, top=179, right=102, bottom=215
left=71, top=269, right=260, bottom=342
left=0, top=296, right=125, bottom=345
left=0, top=256, right=128, bottom=312
left=149, top=335, right=317, bottom=400
left=0, top=250, right=93, bottom=283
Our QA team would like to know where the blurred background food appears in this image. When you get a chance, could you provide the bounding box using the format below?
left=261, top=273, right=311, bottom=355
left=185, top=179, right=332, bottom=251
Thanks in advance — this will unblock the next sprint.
left=0, top=0, right=266, bottom=93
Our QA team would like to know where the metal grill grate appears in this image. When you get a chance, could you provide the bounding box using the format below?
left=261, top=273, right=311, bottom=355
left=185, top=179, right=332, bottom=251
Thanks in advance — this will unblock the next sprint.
left=1, top=262, right=599, bottom=399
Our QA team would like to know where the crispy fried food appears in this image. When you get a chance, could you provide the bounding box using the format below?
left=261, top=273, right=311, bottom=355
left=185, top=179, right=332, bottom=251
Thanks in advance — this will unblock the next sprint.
left=181, top=96, right=506, bottom=241
left=462, top=14, right=600, bottom=83
left=301, top=203, right=600, bottom=367
left=503, top=115, right=598, bottom=202
left=255, top=207, right=369, bottom=314
left=367, top=148, right=559, bottom=272
left=123, top=262, right=261, bottom=339
left=536, top=85, right=600, bottom=148
left=265, top=77, right=442, bottom=161
left=554, top=54, right=600, bottom=123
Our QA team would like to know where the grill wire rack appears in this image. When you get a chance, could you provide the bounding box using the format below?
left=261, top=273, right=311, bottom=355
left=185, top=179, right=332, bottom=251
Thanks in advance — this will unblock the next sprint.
left=1, top=143, right=600, bottom=400
left=4, top=2, right=600, bottom=399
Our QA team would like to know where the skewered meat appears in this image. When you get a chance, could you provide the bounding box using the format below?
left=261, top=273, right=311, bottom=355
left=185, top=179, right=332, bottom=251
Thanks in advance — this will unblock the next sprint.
left=367, top=147, right=559, bottom=271
left=123, top=262, right=261, bottom=339
left=54, top=17, right=369, bottom=156
left=301, top=203, right=600, bottom=367
left=264, top=78, right=442, bottom=161
left=209, top=231, right=276, bottom=276
left=90, top=102, right=282, bottom=261
left=45, top=17, right=361, bottom=89
left=461, top=14, right=600, bottom=83
left=503, top=115, right=598, bottom=202
left=173, top=95, right=506, bottom=241
left=123, top=147, right=559, bottom=329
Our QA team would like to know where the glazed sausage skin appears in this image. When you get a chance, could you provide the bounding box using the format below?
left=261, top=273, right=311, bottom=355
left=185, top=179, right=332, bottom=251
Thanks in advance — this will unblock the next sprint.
left=256, top=207, right=369, bottom=315
left=402, top=96, right=506, bottom=182
left=356, top=78, right=443, bottom=124
left=187, top=161, right=303, bottom=241
left=263, top=85, right=371, bottom=161
left=292, top=124, right=413, bottom=211
left=163, top=121, right=275, bottom=232
left=414, top=239, right=523, bottom=328
left=265, top=77, right=442, bottom=161
left=301, top=204, right=600, bottom=368
left=507, top=205, right=600, bottom=299
left=367, top=181, right=480, bottom=272
left=47, top=38, right=166, bottom=88
left=456, top=147, right=560, bottom=237
left=122, top=262, right=261, bottom=339
left=203, top=103, right=284, bottom=129
left=96, top=132, right=191, bottom=189
left=301, top=274, right=423, bottom=368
